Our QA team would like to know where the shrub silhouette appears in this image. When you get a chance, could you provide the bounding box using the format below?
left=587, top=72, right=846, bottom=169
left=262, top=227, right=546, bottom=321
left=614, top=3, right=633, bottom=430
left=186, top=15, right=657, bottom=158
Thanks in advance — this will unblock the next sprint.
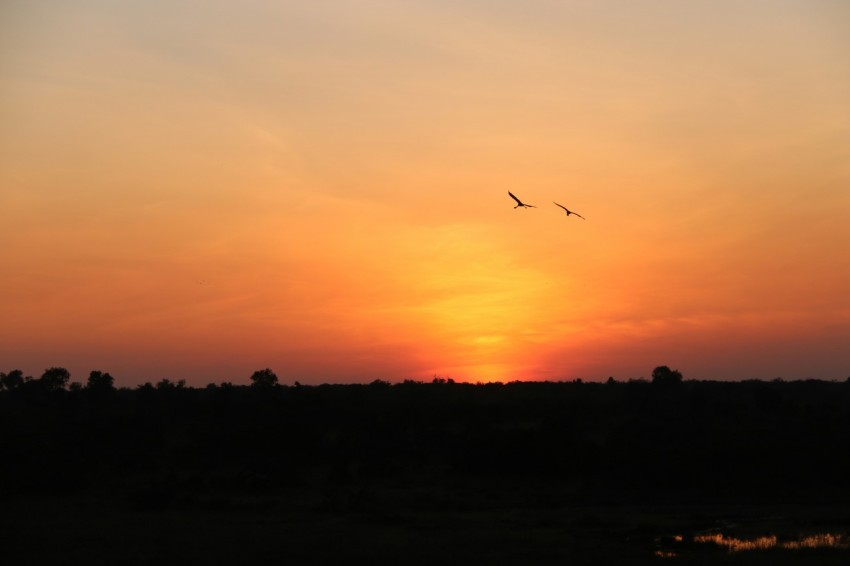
left=156, top=378, right=186, bottom=390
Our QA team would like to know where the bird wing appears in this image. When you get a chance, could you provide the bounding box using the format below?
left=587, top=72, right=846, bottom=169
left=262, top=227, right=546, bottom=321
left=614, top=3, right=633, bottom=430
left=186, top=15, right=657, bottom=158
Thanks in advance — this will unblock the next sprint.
left=508, top=191, right=523, bottom=205
left=555, top=201, right=585, bottom=219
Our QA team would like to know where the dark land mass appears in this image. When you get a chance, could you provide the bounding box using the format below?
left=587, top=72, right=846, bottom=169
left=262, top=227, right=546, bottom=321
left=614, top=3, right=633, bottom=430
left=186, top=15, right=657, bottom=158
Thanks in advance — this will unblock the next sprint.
left=2, top=376, right=850, bottom=564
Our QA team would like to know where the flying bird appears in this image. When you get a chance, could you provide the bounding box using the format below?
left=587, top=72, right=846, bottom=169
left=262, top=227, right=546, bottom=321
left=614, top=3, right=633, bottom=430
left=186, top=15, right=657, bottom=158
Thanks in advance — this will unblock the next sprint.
left=553, top=202, right=585, bottom=220
left=508, top=191, right=536, bottom=209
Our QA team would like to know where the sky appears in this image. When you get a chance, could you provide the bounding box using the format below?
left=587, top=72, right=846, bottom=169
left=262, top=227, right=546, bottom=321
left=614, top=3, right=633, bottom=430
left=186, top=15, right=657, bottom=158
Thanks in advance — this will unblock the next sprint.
left=2, top=0, right=849, bottom=386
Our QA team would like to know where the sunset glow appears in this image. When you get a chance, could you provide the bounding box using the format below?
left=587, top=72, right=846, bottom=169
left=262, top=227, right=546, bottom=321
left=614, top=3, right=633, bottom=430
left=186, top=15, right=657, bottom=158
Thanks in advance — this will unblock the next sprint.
left=2, top=0, right=849, bottom=385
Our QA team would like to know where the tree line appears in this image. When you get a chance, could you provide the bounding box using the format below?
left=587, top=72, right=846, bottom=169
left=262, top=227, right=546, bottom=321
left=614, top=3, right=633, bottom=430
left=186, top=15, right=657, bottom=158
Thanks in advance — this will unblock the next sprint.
left=2, top=363, right=849, bottom=507
left=1, top=365, right=688, bottom=392
left=0, top=366, right=279, bottom=393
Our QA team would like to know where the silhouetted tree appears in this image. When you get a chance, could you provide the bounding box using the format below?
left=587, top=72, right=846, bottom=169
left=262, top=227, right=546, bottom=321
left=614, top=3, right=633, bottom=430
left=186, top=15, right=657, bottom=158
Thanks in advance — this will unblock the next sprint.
left=86, top=370, right=115, bottom=393
left=156, top=378, right=185, bottom=390
left=651, top=365, right=683, bottom=387
left=40, top=367, right=71, bottom=391
left=250, top=368, right=278, bottom=388
left=1, top=369, right=25, bottom=391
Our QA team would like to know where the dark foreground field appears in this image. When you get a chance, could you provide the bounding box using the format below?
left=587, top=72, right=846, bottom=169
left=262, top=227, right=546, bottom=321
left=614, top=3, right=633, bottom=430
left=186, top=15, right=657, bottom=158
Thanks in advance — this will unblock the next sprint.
left=2, top=378, right=850, bottom=564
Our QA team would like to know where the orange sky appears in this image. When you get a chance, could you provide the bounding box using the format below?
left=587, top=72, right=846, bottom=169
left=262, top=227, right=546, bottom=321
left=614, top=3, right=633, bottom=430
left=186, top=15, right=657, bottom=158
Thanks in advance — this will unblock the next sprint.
left=2, top=0, right=849, bottom=385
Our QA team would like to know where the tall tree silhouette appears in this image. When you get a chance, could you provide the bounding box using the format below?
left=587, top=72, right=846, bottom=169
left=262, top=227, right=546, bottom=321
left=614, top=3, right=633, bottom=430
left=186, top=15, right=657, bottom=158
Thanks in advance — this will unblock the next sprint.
left=40, top=367, right=71, bottom=391
left=86, top=370, right=115, bottom=393
left=0, top=369, right=25, bottom=390
left=651, top=365, right=683, bottom=387
left=250, top=368, right=278, bottom=388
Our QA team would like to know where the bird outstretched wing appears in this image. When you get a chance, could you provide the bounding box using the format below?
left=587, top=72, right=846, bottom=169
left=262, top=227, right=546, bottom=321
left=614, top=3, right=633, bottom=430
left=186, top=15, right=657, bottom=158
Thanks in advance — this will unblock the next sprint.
left=509, top=191, right=536, bottom=207
left=554, top=201, right=585, bottom=219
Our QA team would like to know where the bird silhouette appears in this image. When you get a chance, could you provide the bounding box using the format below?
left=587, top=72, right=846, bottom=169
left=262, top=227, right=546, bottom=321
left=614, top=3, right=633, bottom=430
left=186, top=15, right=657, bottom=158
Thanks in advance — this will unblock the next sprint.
left=508, top=191, right=536, bottom=209
left=553, top=202, right=585, bottom=220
